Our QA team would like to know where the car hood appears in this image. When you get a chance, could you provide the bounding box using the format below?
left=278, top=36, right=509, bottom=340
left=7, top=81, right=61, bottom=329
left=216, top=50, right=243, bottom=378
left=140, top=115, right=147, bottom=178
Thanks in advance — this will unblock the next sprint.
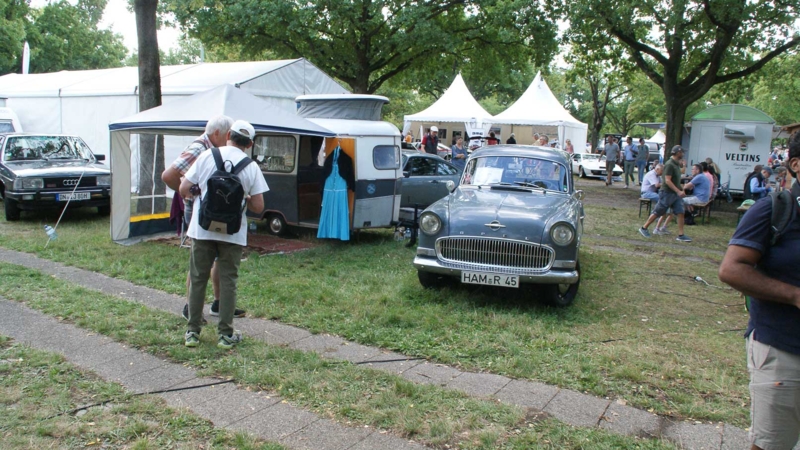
left=446, top=187, right=570, bottom=240
left=5, top=160, right=109, bottom=177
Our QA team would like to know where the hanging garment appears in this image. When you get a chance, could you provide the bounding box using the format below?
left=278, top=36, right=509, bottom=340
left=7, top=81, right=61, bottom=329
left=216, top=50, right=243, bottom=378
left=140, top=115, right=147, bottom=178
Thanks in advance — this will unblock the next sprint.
left=318, top=147, right=351, bottom=240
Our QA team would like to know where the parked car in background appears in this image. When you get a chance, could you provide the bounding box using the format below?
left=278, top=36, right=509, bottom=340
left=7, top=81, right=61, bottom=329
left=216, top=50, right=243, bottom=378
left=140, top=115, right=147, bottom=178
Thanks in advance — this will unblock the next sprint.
left=399, top=150, right=460, bottom=208
left=0, top=108, right=22, bottom=133
left=413, top=145, right=584, bottom=306
left=571, top=152, right=623, bottom=179
left=0, top=134, right=111, bottom=220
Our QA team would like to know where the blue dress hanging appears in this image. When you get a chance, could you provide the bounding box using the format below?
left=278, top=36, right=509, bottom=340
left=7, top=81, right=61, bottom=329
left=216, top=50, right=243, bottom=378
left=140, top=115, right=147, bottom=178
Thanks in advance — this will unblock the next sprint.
left=317, top=147, right=350, bottom=240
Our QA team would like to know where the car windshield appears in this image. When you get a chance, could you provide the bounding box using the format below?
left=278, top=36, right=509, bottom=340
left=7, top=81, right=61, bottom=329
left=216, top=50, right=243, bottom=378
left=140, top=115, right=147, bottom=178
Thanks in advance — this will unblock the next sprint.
left=4, top=136, right=93, bottom=162
left=581, top=154, right=600, bottom=161
left=462, top=155, right=569, bottom=192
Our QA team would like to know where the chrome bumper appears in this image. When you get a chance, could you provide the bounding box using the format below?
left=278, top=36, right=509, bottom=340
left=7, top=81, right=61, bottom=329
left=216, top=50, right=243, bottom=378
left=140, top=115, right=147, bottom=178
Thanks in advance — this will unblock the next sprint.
left=413, top=256, right=579, bottom=284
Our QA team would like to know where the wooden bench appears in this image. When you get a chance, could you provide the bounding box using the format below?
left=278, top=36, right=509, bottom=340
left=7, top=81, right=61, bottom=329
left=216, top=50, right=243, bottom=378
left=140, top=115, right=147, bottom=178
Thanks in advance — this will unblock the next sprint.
left=638, top=198, right=652, bottom=218
left=690, top=201, right=712, bottom=225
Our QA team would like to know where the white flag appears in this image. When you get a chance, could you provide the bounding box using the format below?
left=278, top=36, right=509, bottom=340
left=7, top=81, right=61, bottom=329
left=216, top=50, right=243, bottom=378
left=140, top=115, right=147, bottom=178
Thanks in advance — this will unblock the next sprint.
left=22, top=41, right=30, bottom=74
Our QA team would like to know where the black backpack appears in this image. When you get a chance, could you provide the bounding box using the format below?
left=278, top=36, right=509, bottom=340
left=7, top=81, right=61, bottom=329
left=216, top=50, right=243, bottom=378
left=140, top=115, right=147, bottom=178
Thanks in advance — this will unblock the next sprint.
left=198, top=148, right=253, bottom=234
left=768, top=188, right=796, bottom=246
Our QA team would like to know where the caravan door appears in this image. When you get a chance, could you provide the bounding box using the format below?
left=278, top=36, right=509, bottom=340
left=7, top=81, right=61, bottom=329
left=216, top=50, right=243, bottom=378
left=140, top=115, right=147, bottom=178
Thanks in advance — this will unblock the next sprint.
left=253, top=134, right=299, bottom=232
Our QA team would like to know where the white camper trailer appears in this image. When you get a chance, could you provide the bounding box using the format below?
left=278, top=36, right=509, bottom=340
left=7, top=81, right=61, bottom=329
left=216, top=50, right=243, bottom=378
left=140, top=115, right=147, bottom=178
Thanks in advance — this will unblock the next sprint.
left=687, top=105, right=775, bottom=194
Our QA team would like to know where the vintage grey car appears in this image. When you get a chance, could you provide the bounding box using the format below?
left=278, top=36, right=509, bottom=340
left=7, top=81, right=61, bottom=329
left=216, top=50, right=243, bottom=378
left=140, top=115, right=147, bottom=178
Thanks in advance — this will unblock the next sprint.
left=413, top=145, right=584, bottom=306
left=0, top=133, right=111, bottom=221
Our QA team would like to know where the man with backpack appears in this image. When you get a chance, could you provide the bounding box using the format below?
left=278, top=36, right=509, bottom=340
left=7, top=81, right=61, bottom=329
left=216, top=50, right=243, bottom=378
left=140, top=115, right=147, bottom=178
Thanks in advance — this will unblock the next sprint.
left=719, top=131, right=800, bottom=450
left=161, top=115, right=246, bottom=322
left=180, top=120, right=268, bottom=349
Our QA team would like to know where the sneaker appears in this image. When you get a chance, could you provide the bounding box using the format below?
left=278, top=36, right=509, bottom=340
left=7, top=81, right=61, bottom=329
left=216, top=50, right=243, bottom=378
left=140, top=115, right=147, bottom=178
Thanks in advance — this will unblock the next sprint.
left=182, top=304, right=208, bottom=325
left=656, top=227, right=671, bottom=235
left=676, top=234, right=692, bottom=243
left=184, top=331, right=200, bottom=348
left=639, top=227, right=651, bottom=238
left=210, top=300, right=246, bottom=318
left=624, top=185, right=628, bottom=189
left=217, top=330, right=243, bottom=349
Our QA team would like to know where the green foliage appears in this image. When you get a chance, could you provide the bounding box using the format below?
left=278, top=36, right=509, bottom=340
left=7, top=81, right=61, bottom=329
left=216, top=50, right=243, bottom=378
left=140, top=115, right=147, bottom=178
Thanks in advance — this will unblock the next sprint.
left=23, top=0, right=126, bottom=73
left=565, top=0, right=800, bottom=150
left=166, top=0, right=558, bottom=94
left=748, top=53, right=800, bottom=125
left=0, top=0, right=29, bottom=75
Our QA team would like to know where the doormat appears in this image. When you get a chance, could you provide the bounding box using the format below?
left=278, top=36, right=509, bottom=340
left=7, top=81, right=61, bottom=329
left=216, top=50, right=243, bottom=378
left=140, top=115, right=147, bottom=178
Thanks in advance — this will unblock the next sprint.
left=153, top=233, right=316, bottom=256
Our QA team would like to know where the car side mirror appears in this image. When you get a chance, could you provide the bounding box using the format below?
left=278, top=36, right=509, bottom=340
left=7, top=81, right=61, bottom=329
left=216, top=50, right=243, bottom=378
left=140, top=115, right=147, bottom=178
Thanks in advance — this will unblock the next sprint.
left=446, top=180, right=456, bottom=192
left=94, top=154, right=106, bottom=161
left=403, top=171, right=410, bottom=178
left=574, top=190, right=585, bottom=201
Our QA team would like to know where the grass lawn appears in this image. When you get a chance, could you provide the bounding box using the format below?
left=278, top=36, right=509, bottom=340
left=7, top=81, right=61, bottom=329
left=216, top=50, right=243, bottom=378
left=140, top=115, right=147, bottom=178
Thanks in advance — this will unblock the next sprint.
left=0, top=263, right=675, bottom=449
left=0, top=335, right=285, bottom=449
left=0, top=177, right=749, bottom=431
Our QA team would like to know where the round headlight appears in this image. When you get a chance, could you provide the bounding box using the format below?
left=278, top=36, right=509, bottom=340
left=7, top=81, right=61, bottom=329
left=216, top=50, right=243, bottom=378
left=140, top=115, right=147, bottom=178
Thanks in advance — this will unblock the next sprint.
left=419, top=212, right=442, bottom=235
left=550, top=223, right=575, bottom=246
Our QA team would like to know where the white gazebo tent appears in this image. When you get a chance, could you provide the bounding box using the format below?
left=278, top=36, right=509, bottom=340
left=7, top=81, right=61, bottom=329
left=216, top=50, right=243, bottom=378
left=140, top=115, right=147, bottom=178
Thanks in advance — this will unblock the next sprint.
left=492, top=72, right=588, bottom=150
left=108, top=84, right=335, bottom=243
left=649, top=129, right=666, bottom=144
left=0, top=59, right=348, bottom=159
left=402, top=74, right=493, bottom=143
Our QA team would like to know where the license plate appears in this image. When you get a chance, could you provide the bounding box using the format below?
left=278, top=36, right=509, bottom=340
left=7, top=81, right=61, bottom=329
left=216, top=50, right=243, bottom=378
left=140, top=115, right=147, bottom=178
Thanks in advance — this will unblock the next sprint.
left=461, top=271, right=519, bottom=288
left=57, top=192, right=90, bottom=201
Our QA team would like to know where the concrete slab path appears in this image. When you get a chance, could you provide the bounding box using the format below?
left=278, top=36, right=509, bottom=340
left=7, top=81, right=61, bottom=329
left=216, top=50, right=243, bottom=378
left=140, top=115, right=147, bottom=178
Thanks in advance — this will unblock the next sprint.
left=0, top=248, right=753, bottom=449
left=0, top=298, right=427, bottom=450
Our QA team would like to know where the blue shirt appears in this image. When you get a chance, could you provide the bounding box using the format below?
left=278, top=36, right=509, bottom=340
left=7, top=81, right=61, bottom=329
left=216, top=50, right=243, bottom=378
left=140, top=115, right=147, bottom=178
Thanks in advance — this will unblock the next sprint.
left=623, top=144, right=637, bottom=161
left=730, top=191, right=800, bottom=355
left=451, top=145, right=467, bottom=170
left=689, top=174, right=710, bottom=202
left=750, top=177, right=771, bottom=199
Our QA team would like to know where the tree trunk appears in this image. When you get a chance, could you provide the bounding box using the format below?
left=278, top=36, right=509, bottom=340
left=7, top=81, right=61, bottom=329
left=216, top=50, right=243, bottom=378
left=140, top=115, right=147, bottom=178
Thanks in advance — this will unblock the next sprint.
left=664, top=99, right=688, bottom=161
left=133, top=0, right=165, bottom=214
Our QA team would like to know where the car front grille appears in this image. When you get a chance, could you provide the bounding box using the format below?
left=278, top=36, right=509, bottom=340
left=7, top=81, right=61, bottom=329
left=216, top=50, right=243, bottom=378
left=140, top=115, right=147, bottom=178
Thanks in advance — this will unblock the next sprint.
left=44, top=177, right=97, bottom=188
left=435, top=237, right=554, bottom=275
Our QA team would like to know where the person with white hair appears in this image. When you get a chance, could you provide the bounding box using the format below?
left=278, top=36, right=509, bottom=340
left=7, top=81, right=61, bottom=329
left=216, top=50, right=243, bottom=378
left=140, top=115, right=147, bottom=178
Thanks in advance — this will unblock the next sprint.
left=161, top=115, right=247, bottom=322
left=506, top=133, right=517, bottom=145
left=423, top=126, right=439, bottom=155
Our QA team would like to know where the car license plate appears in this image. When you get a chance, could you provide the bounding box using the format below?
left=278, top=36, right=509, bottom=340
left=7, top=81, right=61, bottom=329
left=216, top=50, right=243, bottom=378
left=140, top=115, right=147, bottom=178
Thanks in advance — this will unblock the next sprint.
left=461, top=271, right=519, bottom=288
left=57, top=192, right=90, bottom=201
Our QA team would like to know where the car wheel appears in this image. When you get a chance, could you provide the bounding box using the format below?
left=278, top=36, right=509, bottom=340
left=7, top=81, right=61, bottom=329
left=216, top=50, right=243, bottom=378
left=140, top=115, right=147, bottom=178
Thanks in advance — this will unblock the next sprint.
left=418, top=271, right=442, bottom=289
left=544, top=261, right=580, bottom=307
left=579, top=167, right=586, bottom=178
left=4, top=198, right=20, bottom=221
left=98, top=205, right=111, bottom=216
left=267, top=213, right=287, bottom=236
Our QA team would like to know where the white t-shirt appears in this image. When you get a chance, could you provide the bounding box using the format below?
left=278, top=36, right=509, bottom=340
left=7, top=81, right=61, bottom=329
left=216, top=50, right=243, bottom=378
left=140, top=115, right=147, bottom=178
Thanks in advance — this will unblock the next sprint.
left=641, top=169, right=660, bottom=194
left=184, top=146, right=269, bottom=246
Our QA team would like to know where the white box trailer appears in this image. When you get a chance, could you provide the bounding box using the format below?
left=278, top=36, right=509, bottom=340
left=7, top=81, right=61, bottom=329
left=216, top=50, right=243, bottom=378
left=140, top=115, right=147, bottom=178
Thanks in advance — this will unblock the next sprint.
left=687, top=105, right=775, bottom=194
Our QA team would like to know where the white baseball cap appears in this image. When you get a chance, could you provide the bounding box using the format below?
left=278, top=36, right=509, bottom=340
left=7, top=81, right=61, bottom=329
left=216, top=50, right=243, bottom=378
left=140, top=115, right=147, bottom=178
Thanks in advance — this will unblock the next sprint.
left=430, top=126, right=438, bottom=132
left=230, top=120, right=255, bottom=140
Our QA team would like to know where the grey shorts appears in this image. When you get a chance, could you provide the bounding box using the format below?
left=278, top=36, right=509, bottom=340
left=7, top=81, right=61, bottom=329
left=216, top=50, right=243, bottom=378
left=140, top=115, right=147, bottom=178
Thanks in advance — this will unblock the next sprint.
left=653, top=190, right=684, bottom=216
left=605, top=161, right=617, bottom=173
left=747, top=335, right=800, bottom=450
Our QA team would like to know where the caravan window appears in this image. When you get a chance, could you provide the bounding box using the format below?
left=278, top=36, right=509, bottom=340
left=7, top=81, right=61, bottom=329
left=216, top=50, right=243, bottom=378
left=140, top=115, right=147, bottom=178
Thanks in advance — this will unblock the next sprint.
left=373, top=145, right=400, bottom=170
left=253, top=135, right=297, bottom=173
left=0, top=121, right=13, bottom=133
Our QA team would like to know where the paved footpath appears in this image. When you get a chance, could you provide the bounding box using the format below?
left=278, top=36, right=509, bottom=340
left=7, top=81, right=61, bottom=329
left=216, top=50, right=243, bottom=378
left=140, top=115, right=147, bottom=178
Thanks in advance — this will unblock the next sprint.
left=0, top=248, right=753, bottom=450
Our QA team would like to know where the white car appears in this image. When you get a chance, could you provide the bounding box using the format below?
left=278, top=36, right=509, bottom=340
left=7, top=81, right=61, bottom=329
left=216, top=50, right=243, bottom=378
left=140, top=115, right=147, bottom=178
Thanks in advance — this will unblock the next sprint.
left=571, top=153, right=623, bottom=179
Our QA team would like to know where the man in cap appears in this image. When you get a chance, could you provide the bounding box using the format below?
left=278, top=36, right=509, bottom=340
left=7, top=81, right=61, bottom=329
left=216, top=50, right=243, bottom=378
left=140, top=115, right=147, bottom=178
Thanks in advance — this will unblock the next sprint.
left=161, top=115, right=246, bottom=322
left=639, top=145, right=692, bottom=242
left=719, top=131, right=800, bottom=450
left=424, top=126, right=439, bottom=155
left=179, top=120, right=269, bottom=349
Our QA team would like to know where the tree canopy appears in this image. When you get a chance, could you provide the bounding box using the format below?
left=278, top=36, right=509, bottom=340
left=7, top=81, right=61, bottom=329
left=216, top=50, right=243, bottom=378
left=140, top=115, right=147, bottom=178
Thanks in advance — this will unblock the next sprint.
left=0, top=0, right=29, bottom=75
left=167, top=0, right=558, bottom=94
left=566, top=0, right=800, bottom=152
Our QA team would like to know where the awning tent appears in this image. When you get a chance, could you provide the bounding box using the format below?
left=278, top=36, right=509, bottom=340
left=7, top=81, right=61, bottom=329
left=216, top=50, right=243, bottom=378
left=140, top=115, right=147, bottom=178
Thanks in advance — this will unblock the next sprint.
left=649, top=129, right=666, bottom=144
left=492, top=72, right=588, bottom=150
left=0, top=59, right=348, bottom=159
left=109, top=84, right=335, bottom=243
left=402, top=74, right=494, bottom=142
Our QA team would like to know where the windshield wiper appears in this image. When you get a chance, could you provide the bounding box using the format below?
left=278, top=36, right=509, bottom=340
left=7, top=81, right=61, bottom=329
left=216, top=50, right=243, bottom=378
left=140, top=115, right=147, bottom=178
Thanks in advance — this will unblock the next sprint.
left=513, top=181, right=547, bottom=190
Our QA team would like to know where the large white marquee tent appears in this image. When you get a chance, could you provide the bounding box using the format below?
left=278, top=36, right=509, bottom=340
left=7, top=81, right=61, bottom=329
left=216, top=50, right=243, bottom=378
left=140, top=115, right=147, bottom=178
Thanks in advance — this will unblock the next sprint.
left=108, top=84, right=336, bottom=243
left=492, top=72, right=588, bottom=150
left=402, top=74, right=494, bottom=142
left=0, top=58, right=348, bottom=158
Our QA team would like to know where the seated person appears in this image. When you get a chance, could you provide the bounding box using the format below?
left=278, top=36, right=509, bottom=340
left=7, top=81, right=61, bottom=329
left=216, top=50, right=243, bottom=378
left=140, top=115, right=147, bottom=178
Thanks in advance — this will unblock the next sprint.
left=640, top=163, right=662, bottom=201
left=682, top=164, right=711, bottom=212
